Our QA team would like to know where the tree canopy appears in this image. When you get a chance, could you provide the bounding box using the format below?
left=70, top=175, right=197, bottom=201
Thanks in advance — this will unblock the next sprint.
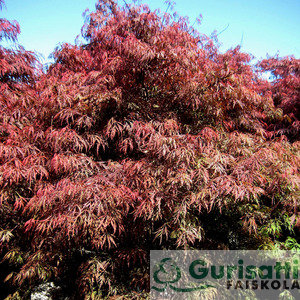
left=0, top=0, right=299, bottom=298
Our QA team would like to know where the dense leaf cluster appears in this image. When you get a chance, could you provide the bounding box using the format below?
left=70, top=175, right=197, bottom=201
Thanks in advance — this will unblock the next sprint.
left=0, top=0, right=299, bottom=298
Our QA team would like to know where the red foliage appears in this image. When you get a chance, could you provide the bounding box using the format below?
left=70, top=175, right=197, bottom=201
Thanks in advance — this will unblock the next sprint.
left=0, top=0, right=299, bottom=298
left=258, top=55, right=300, bottom=140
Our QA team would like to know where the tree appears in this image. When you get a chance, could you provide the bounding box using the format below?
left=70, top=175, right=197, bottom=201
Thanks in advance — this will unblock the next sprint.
left=258, top=55, right=300, bottom=141
left=0, top=0, right=299, bottom=298
left=0, top=1, right=42, bottom=298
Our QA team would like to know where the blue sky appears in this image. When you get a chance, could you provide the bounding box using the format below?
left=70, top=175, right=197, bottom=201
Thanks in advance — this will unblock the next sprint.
left=2, top=0, right=299, bottom=63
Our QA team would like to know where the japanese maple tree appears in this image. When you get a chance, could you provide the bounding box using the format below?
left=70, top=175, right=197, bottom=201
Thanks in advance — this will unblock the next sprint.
left=0, top=0, right=299, bottom=298
left=258, top=55, right=299, bottom=141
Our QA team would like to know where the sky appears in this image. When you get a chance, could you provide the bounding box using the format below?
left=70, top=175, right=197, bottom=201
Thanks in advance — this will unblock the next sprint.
left=1, top=0, right=299, bottom=64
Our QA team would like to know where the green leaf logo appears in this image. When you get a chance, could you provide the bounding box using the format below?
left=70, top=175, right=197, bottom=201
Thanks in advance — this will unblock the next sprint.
left=152, top=257, right=214, bottom=293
